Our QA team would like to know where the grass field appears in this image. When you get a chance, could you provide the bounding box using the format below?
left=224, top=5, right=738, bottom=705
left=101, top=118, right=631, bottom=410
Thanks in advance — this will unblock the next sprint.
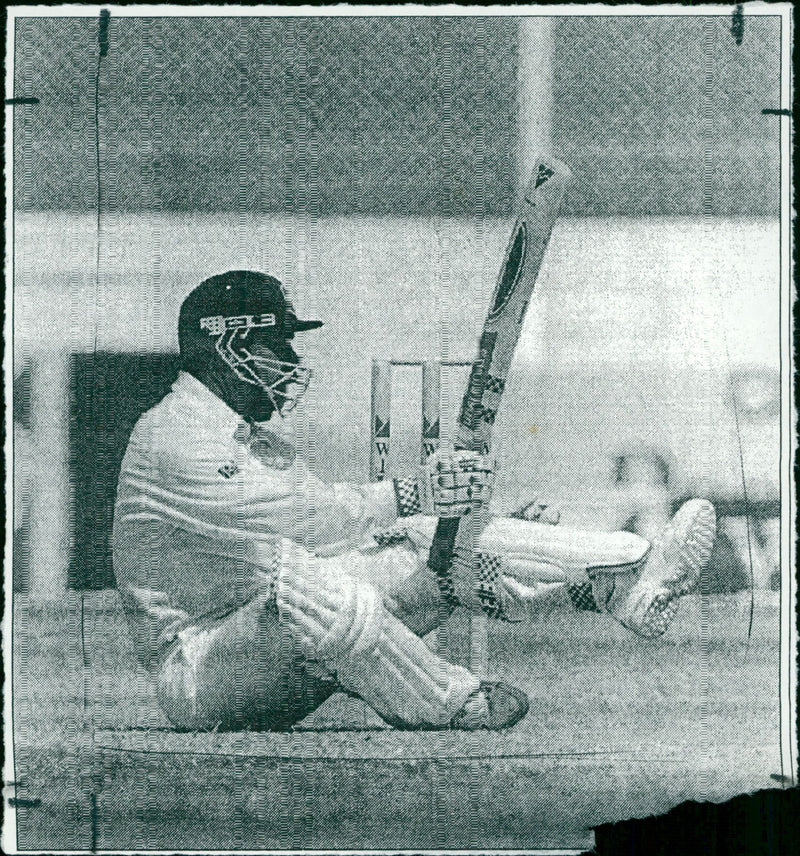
left=10, top=589, right=784, bottom=852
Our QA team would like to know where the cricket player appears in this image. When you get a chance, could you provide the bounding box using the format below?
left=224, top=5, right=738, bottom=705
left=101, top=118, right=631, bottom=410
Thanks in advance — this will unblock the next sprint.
left=113, top=270, right=716, bottom=733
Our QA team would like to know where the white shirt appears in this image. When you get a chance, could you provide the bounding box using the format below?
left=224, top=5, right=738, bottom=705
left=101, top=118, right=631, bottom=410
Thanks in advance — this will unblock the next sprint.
left=113, top=371, right=398, bottom=668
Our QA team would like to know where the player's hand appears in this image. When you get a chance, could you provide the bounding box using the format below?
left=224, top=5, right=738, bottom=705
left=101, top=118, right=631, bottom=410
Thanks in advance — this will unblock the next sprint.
left=393, top=449, right=493, bottom=519
left=423, top=448, right=494, bottom=517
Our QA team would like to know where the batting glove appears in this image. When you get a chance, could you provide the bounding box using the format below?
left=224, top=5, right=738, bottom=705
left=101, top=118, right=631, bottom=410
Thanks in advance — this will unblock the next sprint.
left=394, top=449, right=494, bottom=518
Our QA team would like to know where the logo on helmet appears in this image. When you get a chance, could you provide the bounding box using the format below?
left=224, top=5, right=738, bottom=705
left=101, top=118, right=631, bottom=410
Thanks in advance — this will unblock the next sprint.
left=200, top=314, right=277, bottom=336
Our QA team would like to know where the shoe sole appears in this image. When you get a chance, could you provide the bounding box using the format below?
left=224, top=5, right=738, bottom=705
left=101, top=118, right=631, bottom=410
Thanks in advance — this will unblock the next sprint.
left=634, top=500, right=716, bottom=638
left=449, top=681, right=530, bottom=731
left=486, top=681, right=530, bottom=730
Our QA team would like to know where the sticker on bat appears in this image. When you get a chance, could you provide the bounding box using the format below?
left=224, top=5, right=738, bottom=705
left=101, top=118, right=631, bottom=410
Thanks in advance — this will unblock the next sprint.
left=458, top=331, right=497, bottom=430
left=535, top=163, right=555, bottom=188
left=488, top=222, right=528, bottom=319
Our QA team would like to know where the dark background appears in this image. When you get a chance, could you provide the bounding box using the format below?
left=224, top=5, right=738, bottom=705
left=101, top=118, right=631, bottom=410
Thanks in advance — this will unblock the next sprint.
left=69, top=353, right=180, bottom=589
left=14, top=15, right=781, bottom=216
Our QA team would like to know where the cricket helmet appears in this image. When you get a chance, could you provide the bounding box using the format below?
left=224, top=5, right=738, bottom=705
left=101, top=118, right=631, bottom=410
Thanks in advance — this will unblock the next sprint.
left=179, top=270, right=322, bottom=414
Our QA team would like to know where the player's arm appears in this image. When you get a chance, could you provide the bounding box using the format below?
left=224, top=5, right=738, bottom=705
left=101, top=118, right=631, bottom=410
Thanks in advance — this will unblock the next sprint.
left=240, top=448, right=493, bottom=554
left=138, top=437, right=396, bottom=550
left=135, top=427, right=490, bottom=553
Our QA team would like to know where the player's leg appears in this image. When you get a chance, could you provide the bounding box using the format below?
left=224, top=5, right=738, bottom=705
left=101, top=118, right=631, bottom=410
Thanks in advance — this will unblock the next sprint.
left=155, top=592, right=338, bottom=732
left=375, top=548, right=444, bottom=637
left=363, top=514, right=644, bottom=626
left=435, top=500, right=715, bottom=636
left=276, top=540, right=529, bottom=730
left=584, top=499, right=717, bottom=636
left=337, top=535, right=449, bottom=637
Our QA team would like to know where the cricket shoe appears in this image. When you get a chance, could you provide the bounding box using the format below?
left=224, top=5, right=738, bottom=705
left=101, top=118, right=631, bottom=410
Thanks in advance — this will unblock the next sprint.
left=588, top=499, right=716, bottom=638
left=449, top=681, right=530, bottom=730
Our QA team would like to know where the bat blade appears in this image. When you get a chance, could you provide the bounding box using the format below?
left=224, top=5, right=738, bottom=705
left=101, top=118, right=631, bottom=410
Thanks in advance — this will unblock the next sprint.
left=428, top=157, right=571, bottom=674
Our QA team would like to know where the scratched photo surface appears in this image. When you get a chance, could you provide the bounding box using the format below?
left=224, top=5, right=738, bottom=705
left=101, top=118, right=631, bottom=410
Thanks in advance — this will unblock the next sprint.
left=6, top=8, right=794, bottom=853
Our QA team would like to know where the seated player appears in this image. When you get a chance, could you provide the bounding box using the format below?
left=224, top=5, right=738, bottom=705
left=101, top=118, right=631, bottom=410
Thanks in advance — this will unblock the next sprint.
left=113, top=270, right=716, bottom=733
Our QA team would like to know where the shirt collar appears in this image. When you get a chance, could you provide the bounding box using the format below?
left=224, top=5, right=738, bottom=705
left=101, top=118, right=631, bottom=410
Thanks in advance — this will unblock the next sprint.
left=171, top=371, right=245, bottom=437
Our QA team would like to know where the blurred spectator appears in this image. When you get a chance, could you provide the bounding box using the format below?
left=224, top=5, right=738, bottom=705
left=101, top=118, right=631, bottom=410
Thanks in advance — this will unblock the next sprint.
left=704, top=527, right=750, bottom=594
left=731, top=366, right=780, bottom=422
left=609, top=446, right=677, bottom=543
left=608, top=445, right=750, bottom=594
left=723, top=512, right=779, bottom=593
left=727, top=366, right=781, bottom=591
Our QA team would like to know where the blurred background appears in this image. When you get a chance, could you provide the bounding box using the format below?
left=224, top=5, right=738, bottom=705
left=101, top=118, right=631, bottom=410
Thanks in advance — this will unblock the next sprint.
left=11, top=13, right=784, bottom=596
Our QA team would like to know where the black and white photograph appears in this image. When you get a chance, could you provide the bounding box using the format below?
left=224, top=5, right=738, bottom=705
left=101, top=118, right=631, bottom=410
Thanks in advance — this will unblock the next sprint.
left=3, top=4, right=796, bottom=853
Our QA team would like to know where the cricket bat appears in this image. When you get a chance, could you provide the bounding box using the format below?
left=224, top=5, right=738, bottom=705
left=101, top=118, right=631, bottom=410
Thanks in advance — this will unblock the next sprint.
left=428, top=157, right=571, bottom=676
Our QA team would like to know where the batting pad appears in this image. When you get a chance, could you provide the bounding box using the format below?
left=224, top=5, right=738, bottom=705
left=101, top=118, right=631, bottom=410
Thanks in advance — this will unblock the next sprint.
left=399, top=515, right=650, bottom=573
left=276, top=540, right=479, bottom=729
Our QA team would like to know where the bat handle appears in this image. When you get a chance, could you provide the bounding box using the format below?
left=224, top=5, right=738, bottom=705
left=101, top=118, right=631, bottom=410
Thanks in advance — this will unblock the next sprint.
left=426, top=430, right=479, bottom=608
left=427, top=516, right=461, bottom=610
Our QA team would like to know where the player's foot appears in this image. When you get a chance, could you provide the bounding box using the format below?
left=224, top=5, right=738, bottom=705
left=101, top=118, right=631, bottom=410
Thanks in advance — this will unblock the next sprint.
left=589, top=499, right=716, bottom=638
left=449, top=681, right=530, bottom=730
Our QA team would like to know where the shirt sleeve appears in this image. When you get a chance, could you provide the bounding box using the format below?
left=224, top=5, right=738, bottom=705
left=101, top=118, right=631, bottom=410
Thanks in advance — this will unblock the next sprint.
left=233, top=453, right=400, bottom=554
left=122, top=429, right=398, bottom=553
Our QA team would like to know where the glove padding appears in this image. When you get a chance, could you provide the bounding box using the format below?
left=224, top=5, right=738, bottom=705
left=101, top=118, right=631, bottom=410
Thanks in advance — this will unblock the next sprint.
left=394, top=449, right=494, bottom=518
left=422, top=448, right=494, bottom=517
